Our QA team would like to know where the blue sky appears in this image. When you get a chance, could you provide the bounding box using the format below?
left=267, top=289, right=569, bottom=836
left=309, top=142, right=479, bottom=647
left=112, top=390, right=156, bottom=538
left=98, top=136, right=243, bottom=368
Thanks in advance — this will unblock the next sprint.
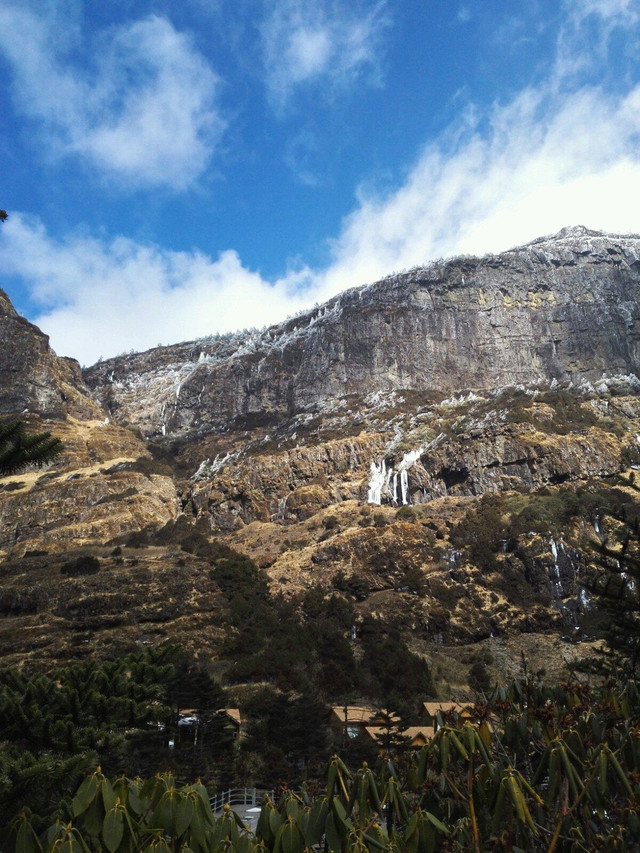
left=0, top=0, right=639, bottom=365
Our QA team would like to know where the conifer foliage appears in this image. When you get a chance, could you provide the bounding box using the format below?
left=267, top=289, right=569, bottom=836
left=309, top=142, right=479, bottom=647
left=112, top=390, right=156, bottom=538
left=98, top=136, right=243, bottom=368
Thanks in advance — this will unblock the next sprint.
left=0, top=645, right=233, bottom=833
left=7, top=675, right=640, bottom=852
left=0, top=419, right=63, bottom=476
left=583, top=474, right=640, bottom=677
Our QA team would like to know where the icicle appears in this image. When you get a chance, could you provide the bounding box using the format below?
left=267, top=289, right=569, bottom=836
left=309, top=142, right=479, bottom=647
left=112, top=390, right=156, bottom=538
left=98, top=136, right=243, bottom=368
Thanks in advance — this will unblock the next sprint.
left=578, top=588, right=592, bottom=610
left=278, top=497, right=288, bottom=521
left=400, top=469, right=409, bottom=505
left=368, top=460, right=387, bottom=504
left=549, top=538, right=563, bottom=597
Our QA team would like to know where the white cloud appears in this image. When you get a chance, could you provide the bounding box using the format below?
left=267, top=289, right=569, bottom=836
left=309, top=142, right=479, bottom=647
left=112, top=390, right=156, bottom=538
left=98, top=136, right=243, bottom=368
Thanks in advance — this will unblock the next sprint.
left=2, top=0, right=640, bottom=366
left=260, top=0, right=389, bottom=109
left=0, top=3, right=224, bottom=189
left=0, top=214, right=314, bottom=365
left=316, top=84, right=640, bottom=294
left=566, top=0, right=639, bottom=21
left=4, top=74, right=640, bottom=367
left=556, top=0, right=640, bottom=80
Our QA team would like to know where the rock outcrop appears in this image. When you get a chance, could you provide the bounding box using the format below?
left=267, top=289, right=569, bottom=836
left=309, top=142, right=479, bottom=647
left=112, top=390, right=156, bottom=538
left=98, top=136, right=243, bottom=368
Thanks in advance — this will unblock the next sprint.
left=0, top=289, right=101, bottom=419
left=1, top=227, right=639, bottom=678
left=84, top=227, right=640, bottom=440
left=0, top=293, right=181, bottom=557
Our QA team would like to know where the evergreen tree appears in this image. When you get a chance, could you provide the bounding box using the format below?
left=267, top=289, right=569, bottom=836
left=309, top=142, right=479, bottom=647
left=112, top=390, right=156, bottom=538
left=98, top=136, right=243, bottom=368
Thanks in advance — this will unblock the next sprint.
left=0, top=419, right=63, bottom=475
left=584, top=476, right=640, bottom=677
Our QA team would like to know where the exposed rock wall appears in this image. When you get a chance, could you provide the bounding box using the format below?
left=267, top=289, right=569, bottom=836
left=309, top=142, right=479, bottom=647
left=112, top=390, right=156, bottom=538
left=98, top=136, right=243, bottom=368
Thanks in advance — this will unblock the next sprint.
left=0, top=289, right=101, bottom=419
left=0, top=229, right=638, bottom=674
left=84, top=227, right=640, bottom=439
left=0, top=291, right=181, bottom=556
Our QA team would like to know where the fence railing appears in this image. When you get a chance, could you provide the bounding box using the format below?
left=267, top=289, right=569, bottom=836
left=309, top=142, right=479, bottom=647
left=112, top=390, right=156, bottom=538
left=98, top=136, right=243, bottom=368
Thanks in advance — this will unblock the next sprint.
left=210, top=787, right=274, bottom=814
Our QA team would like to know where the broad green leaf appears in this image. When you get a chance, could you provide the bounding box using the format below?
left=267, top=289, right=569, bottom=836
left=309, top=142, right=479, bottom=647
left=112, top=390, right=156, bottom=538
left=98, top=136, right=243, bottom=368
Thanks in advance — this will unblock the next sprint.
left=275, top=820, right=304, bottom=853
left=424, top=812, right=450, bottom=835
left=81, top=801, right=104, bottom=838
left=598, top=749, right=609, bottom=798
left=256, top=805, right=275, bottom=845
left=363, top=826, right=388, bottom=853
left=332, top=797, right=348, bottom=826
left=439, top=735, right=450, bottom=771
left=448, top=732, right=468, bottom=760
left=176, top=796, right=196, bottom=836
left=73, top=775, right=99, bottom=818
left=103, top=810, right=125, bottom=853
left=176, top=797, right=195, bottom=837
left=417, top=819, right=436, bottom=853
left=153, top=792, right=178, bottom=832
left=608, top=750, right=635, bottom=798
left=100, top=779, right=116, bottom=813
left=128, top=785, right=144, bottom=816
left=325, top=813, right=342, bottom=853
left=402, top=813, right=419, bottom=853
left=59, top=836, right=84, bottom=853
left=305, top=798, right=329, bottom=846
left=15, top=819, right=42, bottom=853
left=268, top=808, right=282, bottom=837
left=234, top=831, right=253, bottom=853
left=285, top=798, right=303, bottom=823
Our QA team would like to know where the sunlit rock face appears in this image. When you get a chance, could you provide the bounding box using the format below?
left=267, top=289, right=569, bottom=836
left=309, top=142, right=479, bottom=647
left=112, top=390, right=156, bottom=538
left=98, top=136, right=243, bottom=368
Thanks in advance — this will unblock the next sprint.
left=84, top=227, right=640, bottom=440
left=0, top=290, right=179, bottom=558
left=0, top=289, right=101, bottom=419
left=1, top=228, right=640, bottom=674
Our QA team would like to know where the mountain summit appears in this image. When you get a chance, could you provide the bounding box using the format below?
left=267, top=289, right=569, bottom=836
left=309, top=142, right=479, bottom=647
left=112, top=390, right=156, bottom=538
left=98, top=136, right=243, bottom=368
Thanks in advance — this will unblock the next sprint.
left=1, top=227, right=640, bottom=683
left=84, top=226, right=640, bottom=440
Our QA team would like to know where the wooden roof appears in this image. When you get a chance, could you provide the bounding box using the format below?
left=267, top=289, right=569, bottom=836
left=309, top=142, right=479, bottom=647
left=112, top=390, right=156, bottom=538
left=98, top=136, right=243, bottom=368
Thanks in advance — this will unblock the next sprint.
left=331, top=705, right=377, bottom=725
left=223, top=708, right=242, bottom=726
left=364, top=726, right=433, bottom=747
left=403, top=726, right=433, bottom=741
left=421, top=701, right=471, bottom=717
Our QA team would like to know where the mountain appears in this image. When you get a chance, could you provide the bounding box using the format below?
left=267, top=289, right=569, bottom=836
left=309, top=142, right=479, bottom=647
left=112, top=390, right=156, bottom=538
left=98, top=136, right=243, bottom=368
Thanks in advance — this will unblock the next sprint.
left=84, top=225, right=640, bottom=440
left=1, top=226, right=640, bottom=690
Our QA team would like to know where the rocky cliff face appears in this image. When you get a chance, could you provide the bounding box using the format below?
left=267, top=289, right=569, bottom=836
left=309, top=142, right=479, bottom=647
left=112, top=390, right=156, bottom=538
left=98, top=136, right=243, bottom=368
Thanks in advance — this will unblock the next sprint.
left=84, top=226, right=640, bottom=439
left=1, top=227, right=639, bottom=684
left=0, top=292, right=180, bottom=558
left=0, top=289, right=101, bottom=419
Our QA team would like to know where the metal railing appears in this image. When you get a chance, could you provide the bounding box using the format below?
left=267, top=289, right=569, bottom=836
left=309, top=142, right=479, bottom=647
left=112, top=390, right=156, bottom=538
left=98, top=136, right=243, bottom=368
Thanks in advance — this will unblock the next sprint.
left=210, top=787, right=274, bottom=814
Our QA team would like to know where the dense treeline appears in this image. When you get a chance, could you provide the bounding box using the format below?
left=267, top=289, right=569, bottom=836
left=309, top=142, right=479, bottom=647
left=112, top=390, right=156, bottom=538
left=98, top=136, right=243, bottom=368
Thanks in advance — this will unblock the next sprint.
left=7, top=675, right=640, bottom=852
left=5, top=481, right=640, bottom=847
left=0, top=539, right=438, bottom=829
left=208, top=537, right=434, bottom=704
left=0, top=644, right=234, bottom=832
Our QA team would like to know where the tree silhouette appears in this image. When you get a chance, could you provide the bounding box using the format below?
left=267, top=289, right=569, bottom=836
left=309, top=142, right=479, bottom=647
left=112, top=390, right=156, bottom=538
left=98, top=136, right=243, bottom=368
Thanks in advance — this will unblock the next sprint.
left=0, top=419, right=63, bottom=475
left=582, top=475, right=640, bottom=677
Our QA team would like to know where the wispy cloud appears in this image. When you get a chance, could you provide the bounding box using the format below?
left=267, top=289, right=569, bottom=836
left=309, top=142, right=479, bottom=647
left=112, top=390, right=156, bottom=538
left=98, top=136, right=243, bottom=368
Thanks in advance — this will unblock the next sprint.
left=566, top=0, right=639, bottom=21
left=316, top=84, right=640, bottom=294
left=556, top=0, right=640, bottom=80
left=0, top=2, right=224, bottom=190
left=260, top=0, right=389, bottom=110
left=2, top=0, right=640, bottom=366
left=0, top=214, right=313, bottom=365
left=4, top=70, right=640, bottom=367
